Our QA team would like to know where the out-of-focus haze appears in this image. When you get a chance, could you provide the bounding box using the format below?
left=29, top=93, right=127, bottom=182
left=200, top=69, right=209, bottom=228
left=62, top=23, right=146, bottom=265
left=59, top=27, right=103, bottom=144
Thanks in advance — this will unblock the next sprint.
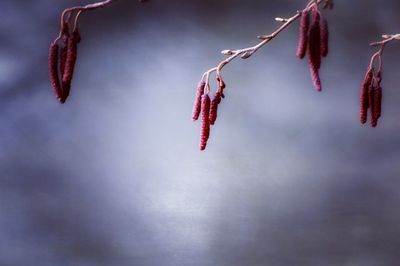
left=1, top=0, right=400, bottom=265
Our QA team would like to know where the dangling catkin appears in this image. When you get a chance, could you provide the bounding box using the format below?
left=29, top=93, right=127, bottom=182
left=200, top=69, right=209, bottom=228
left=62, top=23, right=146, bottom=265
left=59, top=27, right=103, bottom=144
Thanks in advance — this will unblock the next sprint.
left=319, top=17, right=329, bottom=57
left=60, top=24, right=70, bottom=78
left=308, top=9, right=321, bottom=70
left=62, top=30, right=79, bottom=84
left=368, top=81, right=376, bottom=127
left=62, top=29, right=80, bottom=101
left=296, top=11, right=310, bottom=59
left=209, top=92, right=222, bottom=125
left=192, top=81, right=205, bottom=121
left=199, top=94, right=211, bottom=151
left=359, top=69, right=373, bottom=124
left=308, top=9, right=322, bottom=91
left=372, top=86, right=382, bottom=127
left=48, top=42, right=63, bottom=102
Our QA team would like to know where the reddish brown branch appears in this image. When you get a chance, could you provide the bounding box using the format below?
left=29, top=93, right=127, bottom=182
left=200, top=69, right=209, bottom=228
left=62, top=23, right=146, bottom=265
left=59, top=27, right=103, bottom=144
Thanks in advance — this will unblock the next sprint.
left=193, top=0, right=332, bottom=150
left=359, top=33, right=400, bottom=127
left=48, top=0, right=146, bottom=103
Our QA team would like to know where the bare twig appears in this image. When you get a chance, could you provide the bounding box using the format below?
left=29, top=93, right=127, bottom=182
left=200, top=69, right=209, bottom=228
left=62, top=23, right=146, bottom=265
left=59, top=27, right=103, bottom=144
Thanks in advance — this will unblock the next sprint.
left=367, top=34, right=400, bottom=76
left=55, top=0, right=118, bottom=42
left=200, top=0, right=329, bottom=95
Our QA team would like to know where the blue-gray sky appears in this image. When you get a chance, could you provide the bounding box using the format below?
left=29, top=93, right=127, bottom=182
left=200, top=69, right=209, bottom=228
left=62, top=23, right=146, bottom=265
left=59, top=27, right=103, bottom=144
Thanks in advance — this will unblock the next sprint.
left=1, top=0, right=400, bottom=265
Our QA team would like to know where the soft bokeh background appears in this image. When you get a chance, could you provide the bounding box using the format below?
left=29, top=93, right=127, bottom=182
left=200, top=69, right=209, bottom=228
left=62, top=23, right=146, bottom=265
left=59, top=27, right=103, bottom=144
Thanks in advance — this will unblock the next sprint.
left=1, top=0, right=400, bottom=265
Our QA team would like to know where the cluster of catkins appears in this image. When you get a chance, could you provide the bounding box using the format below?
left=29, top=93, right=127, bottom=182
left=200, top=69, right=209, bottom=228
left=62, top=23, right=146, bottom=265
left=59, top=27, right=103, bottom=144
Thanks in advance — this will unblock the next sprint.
left=48, top=20, right=81, bottom=103
left=192, top=78, right=225, bottom=150
left=296, top=5, right=329, bottom=91
left=360, top=68, right=382, bottom=127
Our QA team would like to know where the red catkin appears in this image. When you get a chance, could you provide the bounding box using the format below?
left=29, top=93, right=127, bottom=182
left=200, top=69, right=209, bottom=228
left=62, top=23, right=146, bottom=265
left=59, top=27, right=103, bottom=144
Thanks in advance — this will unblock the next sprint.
left=192, top=81, right=205, bottom=121
left=374, top=71, right=382, bottom=123
left=307, top=9, right=322, bottom=91
left=319, top=16, right=329, bottom=57
left=60, top=24, right=70, bottom=77
left=308, top=9, right=321, bottom=70
left=359, top=69, right=373, bottom=124
left=62, top=29, right=80, bottom=101
left=62, top=30, right=79, bottom=84
left=296, top=11, right=310, bottom=59
left=199, top=94, right=211, bottom=151
left=209, top=92, right=222, bottom=125
left=372, top=86, right=382, bottom=127
left=368, top=82, right=376, bottom=127
left=48, top=42, right=63, bottom=102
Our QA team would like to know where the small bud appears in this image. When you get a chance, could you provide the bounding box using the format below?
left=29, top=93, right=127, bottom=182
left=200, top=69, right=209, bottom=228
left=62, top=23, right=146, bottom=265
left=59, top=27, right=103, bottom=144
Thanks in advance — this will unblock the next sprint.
left=275, top=17, right=288, bottom=22
left=221, top=49, right=234, bottom=56
left=257, top=35, right=271, bottom=40
left=241, top=51, right=252, bottom=59
left=217, top=77, right=226, bottom=90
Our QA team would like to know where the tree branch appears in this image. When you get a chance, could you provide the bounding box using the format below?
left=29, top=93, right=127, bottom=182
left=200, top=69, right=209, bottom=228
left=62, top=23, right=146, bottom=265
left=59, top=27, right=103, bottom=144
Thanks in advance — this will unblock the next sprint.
left=359, top=33, right=400, bottom=127
left=200, top=0, right=330, bottom=95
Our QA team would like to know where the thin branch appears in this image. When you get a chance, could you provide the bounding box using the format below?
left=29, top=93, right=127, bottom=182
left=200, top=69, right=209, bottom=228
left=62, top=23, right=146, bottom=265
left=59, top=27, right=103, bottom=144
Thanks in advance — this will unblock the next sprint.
left=193, top=0, right=332, bottom=150
left=367, top=33, right=400, bottom=72
left=201, top=0, right=328, bottom=94
left=370, top=33, right=400, bottom=47
left=56, top=0, right=118, bottom=42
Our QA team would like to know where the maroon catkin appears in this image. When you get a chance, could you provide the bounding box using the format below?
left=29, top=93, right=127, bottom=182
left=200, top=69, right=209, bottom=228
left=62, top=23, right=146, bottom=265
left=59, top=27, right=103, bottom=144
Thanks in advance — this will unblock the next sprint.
left=62, top=29, right=79, bottom=85
left=319, top=16, right=329, bottom=57
left=62, top=29, right=80, bottom=101
left=307, top=10, right=322, bottom=91
left=296, top=11, right=310, bottom=59
left=199, top=94, right=211, bottom=151
left=372, top=86, right=382, bottom=127
left=192, top=81, right=205, bottom=121
left=209, top=92, right=222, bottom=125
left=368, top=82, right=376, bottom=127
left=48, top=42, right=63, bottom=102
left=59, top=24, right=70, bottom=77
left=359, top=69, right=373, bottom=124
left=308, top=10, right=321, bottom=70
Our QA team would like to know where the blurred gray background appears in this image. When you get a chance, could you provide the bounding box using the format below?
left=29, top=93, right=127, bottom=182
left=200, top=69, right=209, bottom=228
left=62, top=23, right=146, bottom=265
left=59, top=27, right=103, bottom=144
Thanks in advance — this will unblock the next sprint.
left=1, top=0, right=400, bottom=265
